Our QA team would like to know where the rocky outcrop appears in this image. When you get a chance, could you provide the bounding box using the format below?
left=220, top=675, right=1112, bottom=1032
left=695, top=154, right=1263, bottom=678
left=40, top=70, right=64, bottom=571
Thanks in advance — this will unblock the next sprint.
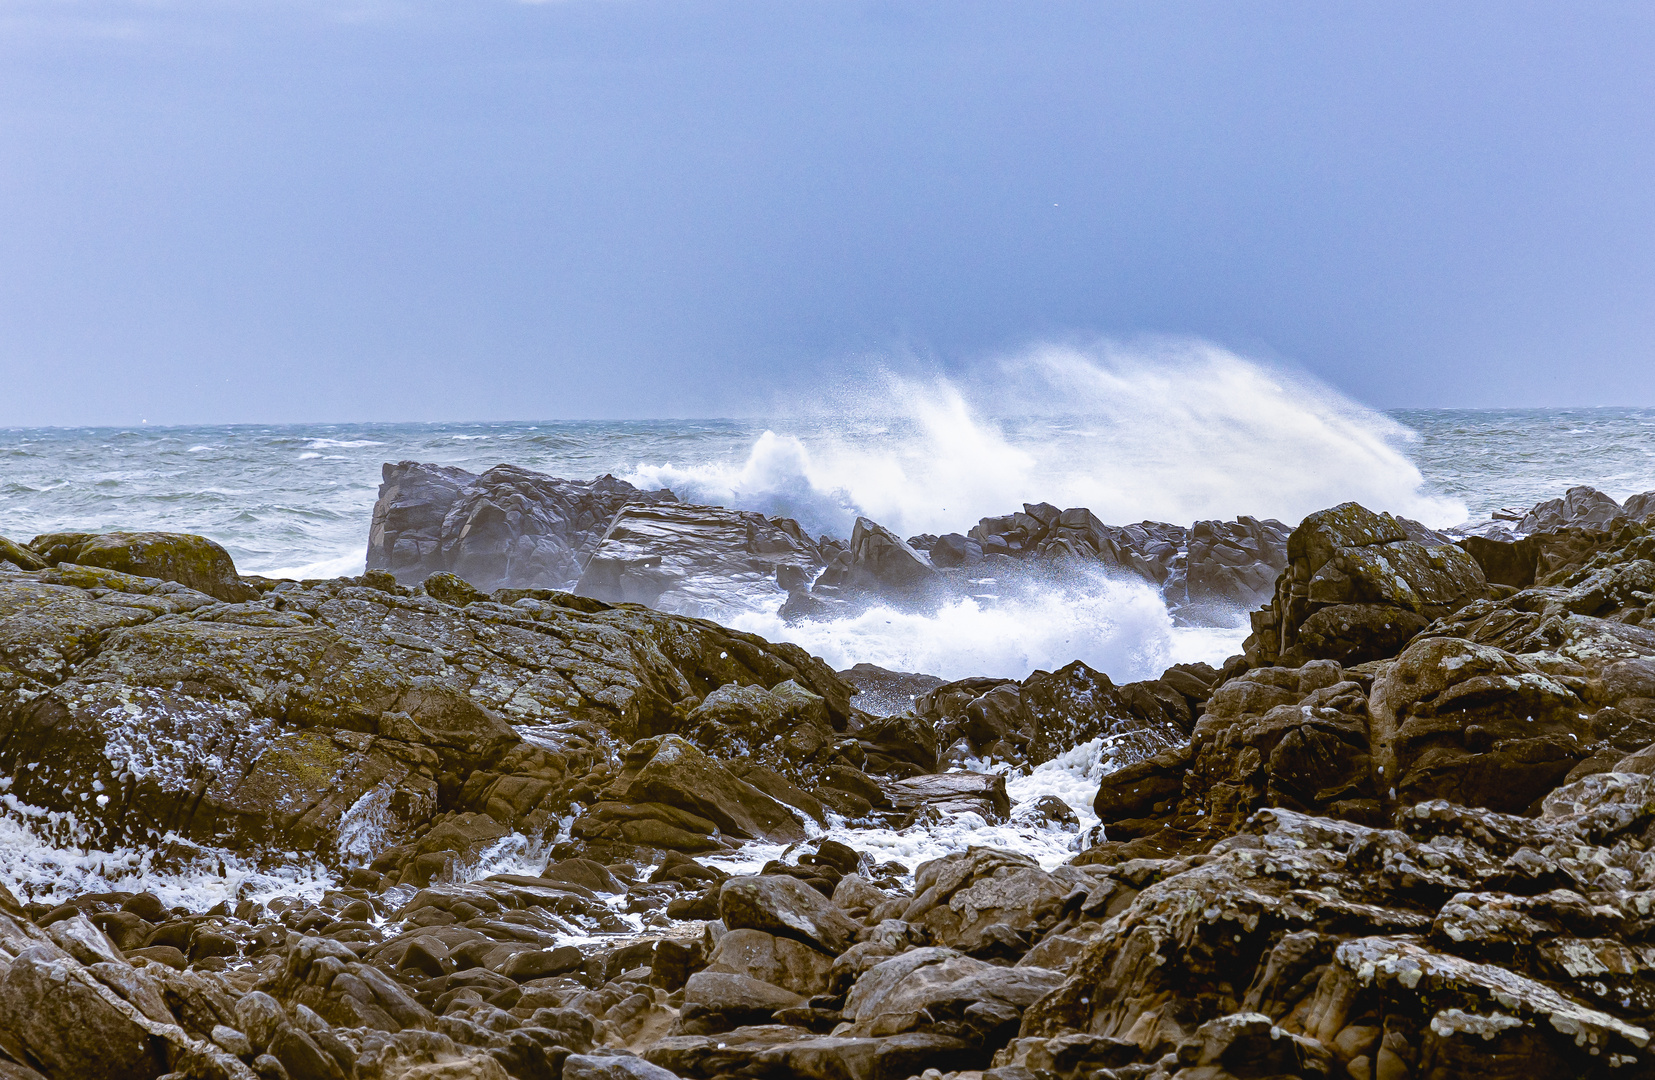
left=966, top=506, right=1291, bottom=615
left=1369, top=636, right=1590, bottom=814
left=791, top=503, right=1292, bottom=624
left=366, top=463, right=677, bottom=591
left=574, top=503, right=823, bottom=617
left=0, top=559, right=849, bottom=870
left=575, top=736, right=808, bottom=849
left=1164, top=516, right=1293, bottom=616
left=1245, top=501, right=1487, bottom=666
left=1519, top=484, right=1640, bottom=534
left=369, top=464, right=1300, bottom=628
left=0, top=536, right=46, bottom=573
left=834, top=664, right=946, bottom=718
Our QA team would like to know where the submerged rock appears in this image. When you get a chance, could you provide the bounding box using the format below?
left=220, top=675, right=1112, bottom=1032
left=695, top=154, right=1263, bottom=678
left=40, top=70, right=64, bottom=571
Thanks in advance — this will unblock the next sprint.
left=575, top=503, right=824, bottom=617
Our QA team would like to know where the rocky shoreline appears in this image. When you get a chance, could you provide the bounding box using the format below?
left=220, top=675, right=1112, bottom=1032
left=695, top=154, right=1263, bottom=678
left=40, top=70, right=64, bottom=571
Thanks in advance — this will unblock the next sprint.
left=3, top=475, right=1655, bottom=1079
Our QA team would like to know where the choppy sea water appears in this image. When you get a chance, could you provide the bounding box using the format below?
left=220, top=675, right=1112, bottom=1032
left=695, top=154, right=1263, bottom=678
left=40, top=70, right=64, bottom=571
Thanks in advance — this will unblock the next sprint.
left=4, top=389, right=1655, bottom=685
left=3, top=352, right=1653, bottom=905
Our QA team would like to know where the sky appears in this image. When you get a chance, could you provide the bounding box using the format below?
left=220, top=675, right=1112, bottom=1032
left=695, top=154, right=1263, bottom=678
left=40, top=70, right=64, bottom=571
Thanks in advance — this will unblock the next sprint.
left=1, top=0, right=1654, bottom=425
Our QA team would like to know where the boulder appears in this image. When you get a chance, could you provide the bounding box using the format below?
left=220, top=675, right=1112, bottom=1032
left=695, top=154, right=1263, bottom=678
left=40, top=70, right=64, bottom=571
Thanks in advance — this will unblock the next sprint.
left=678, top=680, right=834, bottom=778
left=853, top=713, right=941, bottom=777
left=1292, top=602, right=1429, bottom=665
left=1021, top=661, right=1186, bottom=764
left=1092, top=743, right=1191, bottom=836
left=1518, top=485, right=1627, bottom=534
left=1246, top=501, right=1487, bottom=666
left=0, top=949, right=172, bottom=1080
left=747, top=1032, right=980, bottom=1080
left=845, top=517, right=937, bottom=592
left=0, top=535, right=46, bottom=572
left=882, top=772, right=1010, bottom=823
left=679, top=971, right=805, bottom=1034
left=704, top=928, right=835, bottom=996
left=841, top=948, right=1064, bottom=1041
left=1177, top=662, right=1381, bottom=830
left=719, top=875, right=861, bottom=955
left=366, top=462, right=675, bottom=590
left=913, top=661, right=1185, bottom=770
left=1164, top=515, right=1291, bottom=615
left=933, top=864, right=1075, bottom=953
left=928, top=532, right=984, bottom=569
left=1370, top=636, right=1590, bottom=813
left=561, top=1054, right=680, bottom=1080
left=1459, top=534, right=1541, bottom=588
left=540, top=858, right=626, bottom=895
left=29, top=530, right=257, bottom=603
left=598, top=736, right=807, bottom=844
left=835, top=663, right=947, bottom=718
left=1028, top=512, right=1186, bottom=584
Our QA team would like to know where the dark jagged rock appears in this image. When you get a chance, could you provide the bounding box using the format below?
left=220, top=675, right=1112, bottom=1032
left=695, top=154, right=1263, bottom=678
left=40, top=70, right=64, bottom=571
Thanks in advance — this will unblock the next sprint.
left=835, top=664, right=946, bottom=718
left=1163, top=516, right=1292, bottom=615
left=585, top=735, right=808, bottom=846
left=844, top=518, right=937, bottom=592
left=1519, top=484, right=1633, bottom=534
left=1370, top=635, right=1591, bottom=814
left=1459, top=532, right=1543, bottom=588
left=719, top=875, right=860, bottom=956
left=366, top=462, right=677, bottom=591
left=0, top=536, right=46, bottom=573
left=881, top=772, right=1010, bottom=824
left=912, top=660, right=1188, bottom=770
left=14, top=485, right=1655, bottom=1080
left=0, top=558, right=847, bottom=868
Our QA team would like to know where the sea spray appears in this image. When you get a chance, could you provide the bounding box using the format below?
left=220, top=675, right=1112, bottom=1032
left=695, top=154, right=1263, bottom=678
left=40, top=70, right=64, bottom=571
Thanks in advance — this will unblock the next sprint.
left=627, top=342, right=1468, bottom=538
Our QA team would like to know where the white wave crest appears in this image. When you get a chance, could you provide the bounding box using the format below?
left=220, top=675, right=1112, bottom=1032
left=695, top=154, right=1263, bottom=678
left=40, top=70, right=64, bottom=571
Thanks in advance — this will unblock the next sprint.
left=305, top=438, right=385, bottom=449
left=627, top=342, right=1465, bottom=539
left=258, top=549, right=366, bottom=581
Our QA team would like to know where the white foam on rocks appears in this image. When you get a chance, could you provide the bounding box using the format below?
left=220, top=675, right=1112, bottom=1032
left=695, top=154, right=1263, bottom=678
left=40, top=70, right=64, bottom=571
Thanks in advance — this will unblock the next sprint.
left=0, top=792, right=335, bottom=910
left=707, top=735, right=1129, bottom=880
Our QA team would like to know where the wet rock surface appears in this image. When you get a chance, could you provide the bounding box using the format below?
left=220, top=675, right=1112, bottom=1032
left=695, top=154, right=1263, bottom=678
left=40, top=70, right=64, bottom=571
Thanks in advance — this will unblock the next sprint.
left=368, top=463, right=1298, bottom=626
left=8, top=484, right=1655, bottom=1079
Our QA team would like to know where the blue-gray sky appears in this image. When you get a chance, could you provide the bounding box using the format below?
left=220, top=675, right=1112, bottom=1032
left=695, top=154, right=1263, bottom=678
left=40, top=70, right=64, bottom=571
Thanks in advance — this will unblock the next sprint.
left=2, top=0, right=1653, bottom=424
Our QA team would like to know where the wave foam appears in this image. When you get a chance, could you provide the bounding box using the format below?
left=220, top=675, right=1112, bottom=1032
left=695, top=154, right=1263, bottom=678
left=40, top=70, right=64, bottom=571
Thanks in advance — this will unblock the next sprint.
left=706, top=735, right=1141, bottom=879
left=305, top=438, right=385, bottom=449
left=728, top=569, right=1246, bottom=683
left=0, top=794, right=335, bottom=910
left=258, top=549, right=366, bottom=581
